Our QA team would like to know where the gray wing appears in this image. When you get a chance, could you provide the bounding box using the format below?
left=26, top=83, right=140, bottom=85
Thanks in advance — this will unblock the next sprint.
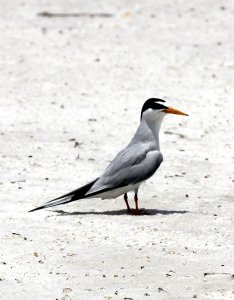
left=88, top=142, right=163, bottom=194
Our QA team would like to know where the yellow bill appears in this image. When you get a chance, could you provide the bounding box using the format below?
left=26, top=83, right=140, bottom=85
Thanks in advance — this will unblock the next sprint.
left=164, top=106, right=188, bottom=116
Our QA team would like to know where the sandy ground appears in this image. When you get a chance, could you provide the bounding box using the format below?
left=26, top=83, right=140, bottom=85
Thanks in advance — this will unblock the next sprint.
left=0, top=0, right=234, bottom=299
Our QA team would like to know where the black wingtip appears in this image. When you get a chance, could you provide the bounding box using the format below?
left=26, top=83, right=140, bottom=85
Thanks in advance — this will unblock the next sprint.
left=29, top=178, right=99, bottom=213
left=28, top=205, right=45, bottom=213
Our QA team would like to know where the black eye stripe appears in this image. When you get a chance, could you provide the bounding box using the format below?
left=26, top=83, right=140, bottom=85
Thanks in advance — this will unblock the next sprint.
left=152, top=103, right=167, bottom=109
left=141, top=98, right=167, bottom=119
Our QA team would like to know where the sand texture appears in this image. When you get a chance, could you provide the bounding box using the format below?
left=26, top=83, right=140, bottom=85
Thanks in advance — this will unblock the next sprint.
left=0, top=0, right=233, bottom=299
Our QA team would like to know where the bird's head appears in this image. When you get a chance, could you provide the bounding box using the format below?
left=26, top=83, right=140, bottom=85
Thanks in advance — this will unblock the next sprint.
left=141, top=98, right=188, bottom=122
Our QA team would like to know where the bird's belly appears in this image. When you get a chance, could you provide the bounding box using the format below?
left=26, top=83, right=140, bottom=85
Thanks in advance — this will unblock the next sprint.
left=90, top=183, right=142, bottom=200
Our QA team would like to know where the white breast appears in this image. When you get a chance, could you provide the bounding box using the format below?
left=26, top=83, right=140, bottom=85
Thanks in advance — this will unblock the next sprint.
left=88, top=182, right=142, bottom=200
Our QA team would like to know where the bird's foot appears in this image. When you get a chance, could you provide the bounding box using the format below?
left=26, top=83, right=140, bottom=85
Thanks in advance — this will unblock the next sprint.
left=128, top=208, right=148, bottom=215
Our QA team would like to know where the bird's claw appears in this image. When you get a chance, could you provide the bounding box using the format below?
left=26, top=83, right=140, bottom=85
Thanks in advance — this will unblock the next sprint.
left=128, top=208, right=148, bottom=216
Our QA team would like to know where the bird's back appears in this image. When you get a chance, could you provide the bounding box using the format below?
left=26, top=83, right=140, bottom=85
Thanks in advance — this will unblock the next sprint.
left=88, top=120, right=163, bottom=195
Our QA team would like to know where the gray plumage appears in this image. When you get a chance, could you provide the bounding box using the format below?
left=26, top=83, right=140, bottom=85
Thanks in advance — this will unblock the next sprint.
left=89, top=120, right=163, bottom=196
left=30, top=98, right=188, bottom=213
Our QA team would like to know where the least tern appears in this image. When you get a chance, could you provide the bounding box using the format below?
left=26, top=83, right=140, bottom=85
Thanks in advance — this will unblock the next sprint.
left=30, top=98, right=188, bottom=214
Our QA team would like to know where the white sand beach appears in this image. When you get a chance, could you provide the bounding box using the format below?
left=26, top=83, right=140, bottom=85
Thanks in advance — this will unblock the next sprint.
left=0, top=0, right=233, bottom=299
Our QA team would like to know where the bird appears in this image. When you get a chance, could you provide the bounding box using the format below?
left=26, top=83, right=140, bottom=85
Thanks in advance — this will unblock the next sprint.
left=29, top=98, right=188, bottom=214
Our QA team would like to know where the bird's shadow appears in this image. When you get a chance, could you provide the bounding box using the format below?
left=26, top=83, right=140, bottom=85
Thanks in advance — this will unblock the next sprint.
left=52, top=208, right=190, bottom=216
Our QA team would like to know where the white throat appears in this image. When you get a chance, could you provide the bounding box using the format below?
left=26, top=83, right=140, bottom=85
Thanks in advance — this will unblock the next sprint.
left=143, top=115, right=164, bottom=150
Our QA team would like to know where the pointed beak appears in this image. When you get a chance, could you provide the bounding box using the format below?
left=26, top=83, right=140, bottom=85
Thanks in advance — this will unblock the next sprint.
left=163, top=106, right=189, bottom=116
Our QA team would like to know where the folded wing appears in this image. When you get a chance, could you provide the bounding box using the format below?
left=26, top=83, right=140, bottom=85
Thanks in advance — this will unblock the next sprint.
left=88, top=143, right=163, bottom=195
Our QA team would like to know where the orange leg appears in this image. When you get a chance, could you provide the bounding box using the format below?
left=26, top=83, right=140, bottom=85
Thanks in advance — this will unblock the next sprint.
left=131, top=194, right=147, bottom=215
left=124, top=193, right=131, bottom=211
left=134, top=194, right=139, bottom=213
